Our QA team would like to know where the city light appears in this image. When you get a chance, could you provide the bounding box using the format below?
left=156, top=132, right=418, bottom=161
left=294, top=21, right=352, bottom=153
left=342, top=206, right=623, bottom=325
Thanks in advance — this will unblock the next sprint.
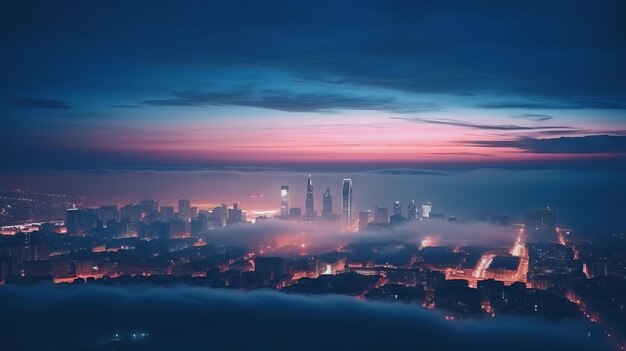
left=1, top=2, right=625, bottom=350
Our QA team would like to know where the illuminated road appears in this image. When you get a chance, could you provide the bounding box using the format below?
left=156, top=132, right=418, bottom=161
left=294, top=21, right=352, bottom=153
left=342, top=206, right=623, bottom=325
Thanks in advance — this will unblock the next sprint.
left=510, top=225, right=528, bottom=283
left=556, top=227, right=567, bottom=246
left=447, top=225, right=529, bottom=288
left=510, top=226, right=525, bottom=257
left=473, top=254, right=495, bottom=279
left=566, top=290, right=626, bottom=351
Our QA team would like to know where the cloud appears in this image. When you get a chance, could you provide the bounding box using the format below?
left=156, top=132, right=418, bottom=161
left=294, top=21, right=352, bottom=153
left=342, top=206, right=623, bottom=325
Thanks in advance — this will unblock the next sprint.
left=0, top=284, right=606, bottom=351
left=110, top=104, right=142, bottom=108
left=358, top=220, right=518, bottom=247
left=515, top=114, right=554, bottom=122
left=367, top=168, right=451, bottom=176
left=2, top=0, right=626, bottom=174
left=471, top=135, right=626, bottom=154
left=3, top=0, right=626, bottom=109
left=394, top=117, right=567, bottom=131
left=427, top=152, right=496, bottom=158
left=478, top=99, right=626, bottom=110
left=142, top=90, right=438, bottom=113
left=11, top=97, right=71, bottom=109
left=199, top=219, right=519, bottom=255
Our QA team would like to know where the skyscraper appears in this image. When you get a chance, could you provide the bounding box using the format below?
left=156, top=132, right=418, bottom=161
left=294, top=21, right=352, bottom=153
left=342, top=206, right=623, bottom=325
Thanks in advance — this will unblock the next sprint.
left=421, top=202, right=432, bottom=218
left=227, top=202, right=243, bottom=224
left=66, top=208, right=97, bottom=236
left=97, top=205, right=119, bottom=224
left=408, top=200, right=417, bottom=220
left=342, top=178, right=353, bottom=228
left=212, top=204, right=228, bottom=226
left=322, top=187, right=333, bottom=219
left=160, top=206, right=175, bottom=221
left=280, top=185, right=289, bottom=217
left=178, top=199, right=191, bottom=219
left=305, top=175, right=314, bottom=219
left=393, top=201, right=402, bottom=217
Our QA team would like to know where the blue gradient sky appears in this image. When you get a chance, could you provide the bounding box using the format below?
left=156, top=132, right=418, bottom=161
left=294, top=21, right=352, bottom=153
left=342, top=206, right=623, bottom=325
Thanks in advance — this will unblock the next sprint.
left=1, top=0, right=626, bottom=170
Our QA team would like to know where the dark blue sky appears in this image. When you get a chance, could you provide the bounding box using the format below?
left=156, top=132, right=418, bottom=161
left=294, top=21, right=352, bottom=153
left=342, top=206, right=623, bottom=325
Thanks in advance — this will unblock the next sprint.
left=1, top=0, right=626, bottom=170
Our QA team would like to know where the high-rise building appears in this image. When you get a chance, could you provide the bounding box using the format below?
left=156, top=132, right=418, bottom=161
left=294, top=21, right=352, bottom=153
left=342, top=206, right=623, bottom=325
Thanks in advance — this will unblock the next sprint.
left=120, top=204, right=142, bottom=222
left=322, top=187, right=333, bottom=219
left=178, top=199, right=191, bottom=219
left=421, top=202, right=432, bottom=218
left=160, top=206, right=175, bottom=221
left=140, top=200, right=159, bottom=213
left=192, top=214, right=209, bottom=235
left=408, top=200, right=417, bottom=220
left=359, top=210, right=370, bottom=231
left=393, top=201, right=402, bottom=217
left=97, top=205, right=119, bottom=224
left=66, top=208, right=97, bottom=236
left=280, top=186, right=289, bottom=217
left=228, top=202, right=244, bottom=224
left=212, top=204, right=228, bottom=227
left=305, top=175, right=314, bottom=219
left=342, top=178, right=353, bottom=228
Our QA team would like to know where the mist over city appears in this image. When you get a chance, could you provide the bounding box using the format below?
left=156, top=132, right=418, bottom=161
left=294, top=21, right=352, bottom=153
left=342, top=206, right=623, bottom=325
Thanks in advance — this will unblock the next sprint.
left=1, top=1, right=626, bottom=350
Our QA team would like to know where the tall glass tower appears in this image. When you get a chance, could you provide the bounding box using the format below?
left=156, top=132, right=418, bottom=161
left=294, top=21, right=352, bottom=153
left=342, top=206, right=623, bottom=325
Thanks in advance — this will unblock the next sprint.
left=280, top=186, right=289, bottom=217
left=305, top=175, right=314, bottom=219
left=408, top=200, right=417, bottom=220
left=322, top=187, right=333, bottom=219
left=393, top=201, right=402, bottom=217
left=342, top=178, right=353, bottom=228
left=421, top=201, right=432, bottom=218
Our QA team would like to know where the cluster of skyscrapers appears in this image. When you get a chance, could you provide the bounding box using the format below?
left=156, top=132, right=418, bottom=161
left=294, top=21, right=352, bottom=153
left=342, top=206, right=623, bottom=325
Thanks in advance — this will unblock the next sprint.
left=280, top=176, right=436, bottom=230
left=279, top=176, right=353, bottom=227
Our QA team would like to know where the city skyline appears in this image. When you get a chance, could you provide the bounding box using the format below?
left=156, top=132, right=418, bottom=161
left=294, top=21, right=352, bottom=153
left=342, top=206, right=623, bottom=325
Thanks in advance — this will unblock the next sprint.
left=2, top=180, right=623, bottom=350
left=1, top=1, right=625, bottom=351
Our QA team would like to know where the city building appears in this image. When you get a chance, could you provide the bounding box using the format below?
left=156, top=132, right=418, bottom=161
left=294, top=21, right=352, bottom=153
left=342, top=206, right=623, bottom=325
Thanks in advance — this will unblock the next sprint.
left=160, top=206, right=175, bottom=221
left=280, top=186, right=289, bottom=217
left=305, top=175, right=315, bottom=219
left=178, top=199, right=191, bottom=220
left=96, top=205, right=119, bottom=228
left=120, top=204, right=142, bottom=222
left=322, top=187, right=333, bottom=219
left=211, top=204, right=228, bottom=227
left=97, top=205, right=119, bottom=224
left=390, top=201, right=405, bottom=223
left=66, top=208, right=97, bottom=236
left=140, top=200, right=159, bottom=214
left=393, top=201, right=402, bottom=217
left=342, top=178, right=353, bottom=228
left=408, top=200, right=417, bottom=220
left=421, top=202, right=432, bottom=218
left=227, top=202, right=244, bottom=224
